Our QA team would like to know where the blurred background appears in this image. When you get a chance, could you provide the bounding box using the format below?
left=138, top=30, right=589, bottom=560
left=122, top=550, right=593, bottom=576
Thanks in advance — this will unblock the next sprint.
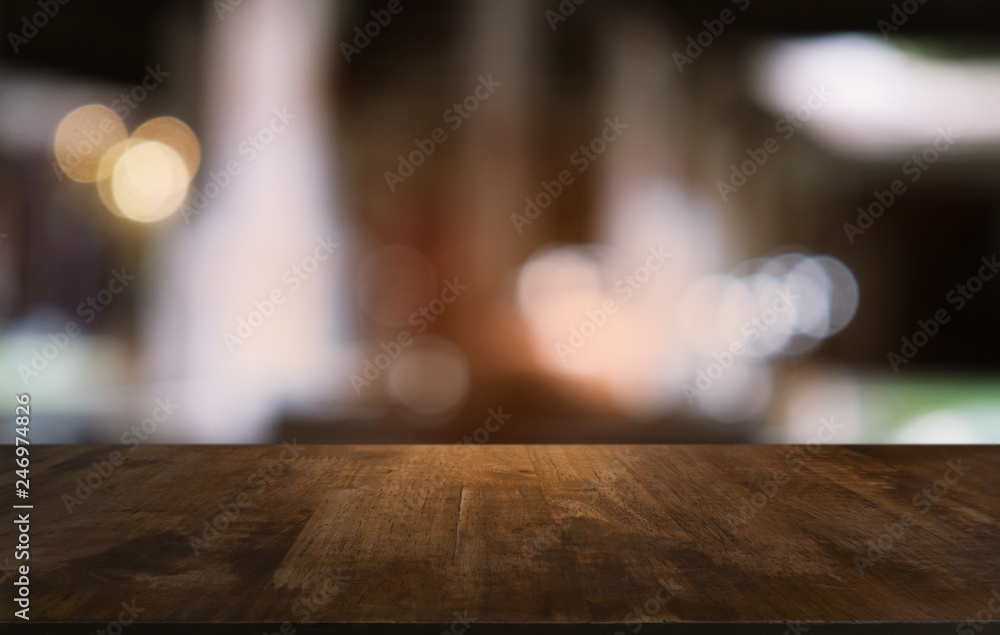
left=2, top=0, right=1000, bottom=445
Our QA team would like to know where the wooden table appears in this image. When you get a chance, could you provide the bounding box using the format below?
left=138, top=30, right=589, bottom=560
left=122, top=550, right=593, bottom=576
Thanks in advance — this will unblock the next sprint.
left=2, top=444, right=998, bottom=633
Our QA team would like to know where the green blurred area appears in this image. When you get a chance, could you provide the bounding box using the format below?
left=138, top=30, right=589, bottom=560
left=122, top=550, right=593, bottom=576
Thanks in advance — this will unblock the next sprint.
left=863, top=376, right=1000, bottom=442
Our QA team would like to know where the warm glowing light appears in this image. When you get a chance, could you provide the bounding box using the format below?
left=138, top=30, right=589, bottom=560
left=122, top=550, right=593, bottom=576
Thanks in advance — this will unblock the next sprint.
left=516, top=246, right=605, bottom=312
left=514, top=240, right=860, bottom=420
left=95, top=139, right=136, bottom=217
left=111, top=140, right=191, bottom=223
left=133, top=117, right=201, bottom=178
left=387, top=336, right=469, bottom=416
left=515, top=245, right=611, bottom=372
left=54, top=105, right=127, bottom=182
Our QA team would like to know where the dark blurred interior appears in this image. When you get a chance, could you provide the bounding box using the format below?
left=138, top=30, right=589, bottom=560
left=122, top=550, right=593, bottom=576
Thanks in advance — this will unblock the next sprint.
left=2, top=0, right=1000, bottom=445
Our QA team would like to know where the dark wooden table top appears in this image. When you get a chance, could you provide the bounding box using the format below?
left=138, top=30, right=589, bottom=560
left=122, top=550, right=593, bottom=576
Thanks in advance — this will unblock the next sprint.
left=1, top=444, right=998, bottom=634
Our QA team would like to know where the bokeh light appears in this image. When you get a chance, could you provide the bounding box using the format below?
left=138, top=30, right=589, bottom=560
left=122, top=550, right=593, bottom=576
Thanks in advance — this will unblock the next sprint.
left=132, top=117, right=201, bottom=178
left=110, top=140, right=191, bottom=223
left=515, top=245, right=607, bottom=371
left=53, top=105, right=128, bottom=183
left=95, top=139, right=136, bottom=217
left=53, top=108, right=200, bottom=223
left=516, top=244, right=860, bottom=423
left=387, top=336, right=470, bottom=417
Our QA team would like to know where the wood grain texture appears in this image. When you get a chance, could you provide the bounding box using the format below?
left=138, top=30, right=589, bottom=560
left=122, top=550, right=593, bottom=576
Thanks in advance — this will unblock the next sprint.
left=1, top=444, right=998, bottom=631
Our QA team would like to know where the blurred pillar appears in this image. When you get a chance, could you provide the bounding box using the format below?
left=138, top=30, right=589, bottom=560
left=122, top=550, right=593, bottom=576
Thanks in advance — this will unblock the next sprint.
left=592, top=12, right=727, bottom=411
left=445, top=0, right=535, bottom=378
left=141, top=0, right=353, bottom=441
